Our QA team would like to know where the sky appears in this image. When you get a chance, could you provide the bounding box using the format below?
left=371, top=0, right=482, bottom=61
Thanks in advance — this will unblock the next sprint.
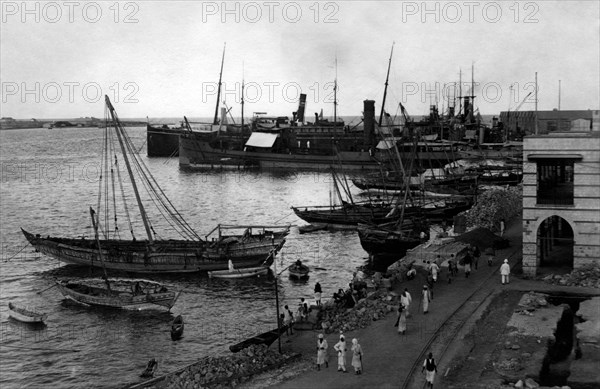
left=1, top=0, right=599, bottom=120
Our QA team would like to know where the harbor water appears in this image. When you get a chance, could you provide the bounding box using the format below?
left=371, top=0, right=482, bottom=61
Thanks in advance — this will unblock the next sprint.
left=0, top=127, right=367, bottom=388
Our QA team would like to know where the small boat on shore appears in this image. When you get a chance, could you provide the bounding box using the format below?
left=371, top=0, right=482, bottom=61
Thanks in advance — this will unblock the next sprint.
left=140, top=358, right=158, bottom=378
left=171, top=315, right=184, bottom=340
left=288, top=261, right=310, bottom=279
left=229, top=324, right=289, bottom=353
left=208, top=265, right=270, bottom=279
left=8, top=302, right=47, bottom=323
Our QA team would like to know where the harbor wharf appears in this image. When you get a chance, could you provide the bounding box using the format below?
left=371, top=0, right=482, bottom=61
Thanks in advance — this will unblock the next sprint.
left=246, top=218, right=600, bottom=389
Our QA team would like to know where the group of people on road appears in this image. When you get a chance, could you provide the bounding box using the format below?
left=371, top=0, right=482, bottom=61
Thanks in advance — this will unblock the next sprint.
left=317, top=333, right=363, bottom=375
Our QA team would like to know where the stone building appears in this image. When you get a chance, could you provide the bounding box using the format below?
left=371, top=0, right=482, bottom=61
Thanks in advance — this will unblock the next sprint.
left=522, top=130, right=600, bottom=276
left=500, top=110, right=597, bottom=138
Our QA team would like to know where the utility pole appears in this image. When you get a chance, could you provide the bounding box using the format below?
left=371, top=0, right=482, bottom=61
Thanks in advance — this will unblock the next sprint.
left=535, top=72, right=539, bottom=135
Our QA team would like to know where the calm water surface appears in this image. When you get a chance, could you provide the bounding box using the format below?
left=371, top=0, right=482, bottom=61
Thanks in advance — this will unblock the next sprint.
left=0, top=127, right=368, bottom=388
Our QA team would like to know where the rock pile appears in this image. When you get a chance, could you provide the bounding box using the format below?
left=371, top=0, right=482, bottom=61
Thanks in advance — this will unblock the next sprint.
left=148, top=344, right=295, bottom=389
left=515, top=292, right=549, bottom=316
left=318, top=291, right=397, bottom=334
left=540, top=264, right=600, bottom=288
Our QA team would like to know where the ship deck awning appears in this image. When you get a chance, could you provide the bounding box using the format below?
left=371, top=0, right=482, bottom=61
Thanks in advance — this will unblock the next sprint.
left=376, top=139, right=396, bottom=150
left=527, top=154, right=583, bottom=161
left=245, top=132, right=278, bottom=148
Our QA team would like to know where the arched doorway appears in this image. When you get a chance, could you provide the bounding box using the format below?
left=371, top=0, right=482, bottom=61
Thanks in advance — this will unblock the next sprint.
left=537, top=216, right=574, bottom=270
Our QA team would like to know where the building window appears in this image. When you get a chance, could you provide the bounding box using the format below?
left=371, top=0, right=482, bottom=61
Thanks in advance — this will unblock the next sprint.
left=537, top=160, right=574, bottom=205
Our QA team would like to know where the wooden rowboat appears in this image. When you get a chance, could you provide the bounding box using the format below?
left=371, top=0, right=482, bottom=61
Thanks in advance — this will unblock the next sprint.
left=8, top=302, right=47, bottom=323
left=288, top=263, right=310, bottom=279
left=140, top=358, right=158, bottom=378
left=229, top=324, right=289, bottom=353
left=208, top=266, right=269, bottom=279
left=171, top=315, right=184, bottom=341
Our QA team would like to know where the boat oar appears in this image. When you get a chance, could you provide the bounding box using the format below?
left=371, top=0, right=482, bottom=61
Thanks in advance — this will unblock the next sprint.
left=37, top=283, right=58, bottom=294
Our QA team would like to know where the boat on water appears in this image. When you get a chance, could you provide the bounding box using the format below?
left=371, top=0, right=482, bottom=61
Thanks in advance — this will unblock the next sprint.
left=171, top=315, right=184, bottom=340
left=22, top=96, right=289, bottom=274
left=56, top=278, right=180, bottom=310
left=140, top=358, right=158, bottom=378
left=208, top=265, right=270, bottom=279
left=288, top=261, right=310, bottom=279
left=357, top=221, right=423, bottom=258
left=8, top=302, right=48, bottom=323
left=146, top=123, right=185, bottom=157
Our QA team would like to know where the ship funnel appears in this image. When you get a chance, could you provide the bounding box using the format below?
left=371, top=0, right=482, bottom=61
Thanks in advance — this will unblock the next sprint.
left=363, top=100, right=376, bottom=150
left=221, top=107, right=227, bottom=125
left=297, top=94, right=306, bottom=123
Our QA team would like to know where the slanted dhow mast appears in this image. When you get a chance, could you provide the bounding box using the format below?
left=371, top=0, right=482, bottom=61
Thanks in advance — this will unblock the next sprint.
left=105, top=95, right=154, bottom=243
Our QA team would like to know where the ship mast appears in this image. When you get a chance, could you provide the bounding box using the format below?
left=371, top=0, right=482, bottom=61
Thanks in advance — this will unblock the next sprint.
left=334, top=56, right=338, bottom=127
left=241, top=63, right=245, bottom=131
left=213, top=43, right=226, bottom=125
left=105, top=95, right=154, bottom=244
left=379, top=42, right=395, bottom=127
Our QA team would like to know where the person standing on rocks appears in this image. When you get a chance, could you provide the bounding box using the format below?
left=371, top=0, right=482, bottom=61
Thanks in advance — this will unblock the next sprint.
left=314, top=282, right=322, bottom=307
left=421, top=285, right=430, bottom=314
left=283, top=305, right=294, bottom=335
left=500, top=218, right=506, bottom=237
left=401, top=288, right=412, bottom=317
left=421, top=352, right=437, bottom=387
left=316, top=334, right=328, bottom=370
left=333, top=334, right=348, bottom=372
left=501, top=259, right=511, bottom=285
left=351, top=338, right=363, bottom=375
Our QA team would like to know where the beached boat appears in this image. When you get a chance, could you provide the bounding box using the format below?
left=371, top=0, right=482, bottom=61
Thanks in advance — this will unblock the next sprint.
left=171, top=315, right=184, bottom=340
left=8, top=302, right=48, bottom=323
left=208, top=265, right=270, bottom=279
left=56, top=278, right=180, bottom=310
left=229, top=324, right=289, bottom=353
left=21, top=96, right=289, bottom=274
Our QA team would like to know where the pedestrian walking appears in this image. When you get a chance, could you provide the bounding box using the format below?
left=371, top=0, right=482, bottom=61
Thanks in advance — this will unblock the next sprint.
left=446, top=257, right=454, bottom=284
left=422, top=285, right=430, bottom=314
left=314, top=282, right=322, bottom=307
left=449, top=254, right=458, bottom=276
left=421, top=352, right=438, bottom=388
left=501, top=259, right=511, bottom=284
left=500, top=218, right=506, bottom=237
left=395, top=303, right=407, bottom=334
left=316, top=334, right=328, bottom=370
left=401, top=288, right=412, bottom=317
left=463, top=251, right=472, bottom=278
left=485, top=247, right=495, bottom=266
left=351, top=338, right=363, bottom=375
left=472, top=245, right=481, bottom=270
left=430, top=259, right=440, bottom=282
left=333, top=334, right=348, bottom=372
left=426, top=272, right=434, bottom=299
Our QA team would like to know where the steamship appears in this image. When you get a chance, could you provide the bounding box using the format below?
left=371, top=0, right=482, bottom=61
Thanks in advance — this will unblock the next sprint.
left=179, top=96, right=457, bottom=171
